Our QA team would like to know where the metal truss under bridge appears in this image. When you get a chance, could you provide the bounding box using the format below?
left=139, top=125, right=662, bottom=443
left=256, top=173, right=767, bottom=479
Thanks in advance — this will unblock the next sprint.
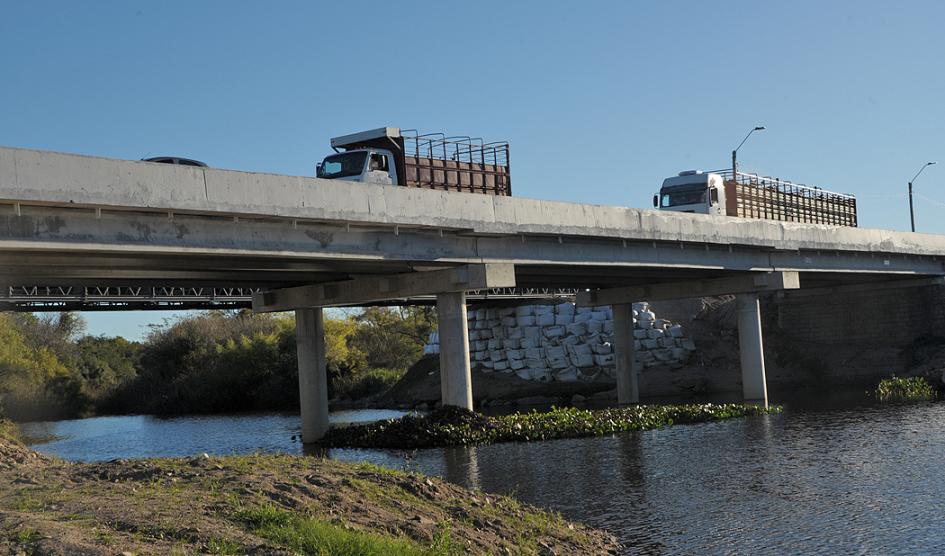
left=0, top=286, right=581, bottom=312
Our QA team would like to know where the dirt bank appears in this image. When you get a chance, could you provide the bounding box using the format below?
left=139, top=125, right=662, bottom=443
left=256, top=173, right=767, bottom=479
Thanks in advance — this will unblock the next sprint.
left=0, top=422, right=619, bottom=555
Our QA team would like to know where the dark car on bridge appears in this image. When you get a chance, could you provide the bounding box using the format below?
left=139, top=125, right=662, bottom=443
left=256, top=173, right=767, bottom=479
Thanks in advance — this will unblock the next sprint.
left=142, top=156, right=208, bottom=167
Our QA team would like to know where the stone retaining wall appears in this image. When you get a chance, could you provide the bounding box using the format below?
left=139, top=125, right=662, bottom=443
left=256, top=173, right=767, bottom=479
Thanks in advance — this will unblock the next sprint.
left=425, top=301, right=695, bottom=382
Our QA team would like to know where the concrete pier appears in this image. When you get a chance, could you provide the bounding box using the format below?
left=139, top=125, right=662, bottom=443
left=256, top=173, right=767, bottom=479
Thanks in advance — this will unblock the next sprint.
left=613, top=303, right=639, bottom=404
left=437, top=292, right=473, bottom=410
left=295, top=307, right=329, bottom=442
left=735, top=292, right=768, bottom=407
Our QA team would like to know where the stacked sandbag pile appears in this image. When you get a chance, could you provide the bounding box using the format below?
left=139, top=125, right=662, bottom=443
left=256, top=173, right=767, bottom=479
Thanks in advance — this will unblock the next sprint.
left=424, top=301, right=696, bottom=382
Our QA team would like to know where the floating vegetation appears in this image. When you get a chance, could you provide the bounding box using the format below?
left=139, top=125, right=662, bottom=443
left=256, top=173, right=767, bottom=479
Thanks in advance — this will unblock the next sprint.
left=320, top=403, right=780, bottom=449
left=875, top=376, right=937, bottom=403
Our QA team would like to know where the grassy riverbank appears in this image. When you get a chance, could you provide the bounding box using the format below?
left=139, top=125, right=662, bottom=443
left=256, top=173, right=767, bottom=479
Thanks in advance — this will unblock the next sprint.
left=321, top=403, right=779, bottom=449
left=0, top=421, right=619, bottom=555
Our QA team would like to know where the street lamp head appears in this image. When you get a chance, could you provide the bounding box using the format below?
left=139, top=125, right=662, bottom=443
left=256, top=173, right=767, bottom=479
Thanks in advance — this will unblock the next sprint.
left=754, top=126, right=766, bottom=131
left=928, top=161, right=937, bottom=166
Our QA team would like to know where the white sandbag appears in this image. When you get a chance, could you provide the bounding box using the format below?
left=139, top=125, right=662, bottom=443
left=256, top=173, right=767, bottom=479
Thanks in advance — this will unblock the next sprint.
left=475, top=319, right=488, bottom=330
left=671, top=347, right=689, bottom=360
left=499, top=307, right=515, bottom=317
left=506, top=349, right=524, bottom=360
left=555, top=313, right=574, bottom=326
left=489, top=349, right=506, bottom=361
left=488, top=338, right=502, bottom=350
left=587, top=320, right=603, bottom=333
left=681, top=339, right=697, bottom=351
left=561, top=335, right=581, bottom=346
left=519, top=337, right=539, bottom=349
left=491, top=326, right=505, bottom=339
left=573, top=312, right=592, bottom=324
left=567, top=322, right=588, bottom=336
left=647, top=329, right=664, bottom=339
left=638, top=310, right=655, bottom=322
left=515, top=368, right=532, bottom=380
left=534, top=304, right=554, bottom=315
left=428, top=331, right=439, bottom=344
left=506, top=327, right=522, bottom=339
left=479, top=329, right=493, bottom=339
left=475, top=308, right=487, bottom=320
left=509, top=358, right=526, bottom=370
left=594, top=353, right=616, bottom=366
left=548, top=356, right=570, bottom=370
left=571, top=353, right=595, bottom=368
left=632, top=302, right=648, bottom=312
left=469, top=330, right=481, bottom=341
left=516, top=315, right=537, bottom=327
left=515, top=305, right=536, bottom=317
left=482, top=359, right=495, bottom=369
left=524, top=347, right=544, bottom=359
left=423, top=344, right=439, bottom=355
left=522, top=326, right=541, bottom=339
left=543, top=325, right=566, bottom=338
left=633, top=329, right=648, bottom=339
left=658, top=337, right=676, bottom=348
left=556, top=302, right=575, bottom=315
left=501, top=316, right=517, bottom=327
left=569, top=343, right=593, bottom=356
left=486, top=308, right=498, bottom=320
left=590, top=311, right=608, bottom=321
left=493, top=360, right=510, bottom=371
left=592, top=342, right=612, bottom=355
left=545, top=345, right=567, bottom=359
left=529, top=368, right=553, bottom=382
left=634, top=340, right=642, bottom=351
left=603, top=321, right=614, bottom=333
left=536, top=313, right=556, bottom=326
left=669, top=325, right=685, bottom=338
left=487, top=319, right=501, bottom=328
left=555, top=367, right=580, bottom=382
left=525, top=358, right=547, bottom=369
left=642, top=339, right=659, bottom=349
left=503, top=338, right=521, bottom=350
left=636, top=320, right=652, bottom=330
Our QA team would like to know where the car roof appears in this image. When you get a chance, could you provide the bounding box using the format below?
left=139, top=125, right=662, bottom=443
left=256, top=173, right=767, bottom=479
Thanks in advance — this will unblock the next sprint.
left=142, top=156, right=208, bottom=167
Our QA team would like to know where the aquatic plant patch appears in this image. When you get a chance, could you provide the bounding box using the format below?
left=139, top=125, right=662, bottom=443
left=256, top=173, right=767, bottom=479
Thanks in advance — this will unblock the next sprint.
left=320, top=404, right=780, bottom=449
left=875, top=376, right=937, bottom=403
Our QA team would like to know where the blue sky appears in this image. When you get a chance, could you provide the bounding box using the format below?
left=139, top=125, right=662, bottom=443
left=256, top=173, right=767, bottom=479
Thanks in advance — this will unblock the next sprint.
left=2, top=1, right=945, bottom=339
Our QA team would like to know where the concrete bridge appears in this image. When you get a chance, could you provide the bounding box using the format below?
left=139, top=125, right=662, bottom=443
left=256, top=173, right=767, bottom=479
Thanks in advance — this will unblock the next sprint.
left=2, top=146, right=945, bottom=441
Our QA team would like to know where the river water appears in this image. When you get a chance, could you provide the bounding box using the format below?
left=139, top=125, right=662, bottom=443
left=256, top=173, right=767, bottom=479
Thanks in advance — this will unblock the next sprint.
left=19, top=395, right=945, bottom=555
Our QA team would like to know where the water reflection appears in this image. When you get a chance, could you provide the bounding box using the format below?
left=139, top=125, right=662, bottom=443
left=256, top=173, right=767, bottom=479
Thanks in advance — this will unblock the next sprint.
left=19, top=397, right=945, bottom=554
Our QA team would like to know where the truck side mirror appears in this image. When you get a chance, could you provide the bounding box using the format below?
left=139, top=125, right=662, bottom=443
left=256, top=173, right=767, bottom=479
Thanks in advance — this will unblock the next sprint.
left=652, top=194, right=659, bottom=208
left=316, top=162, right=323, bottom=176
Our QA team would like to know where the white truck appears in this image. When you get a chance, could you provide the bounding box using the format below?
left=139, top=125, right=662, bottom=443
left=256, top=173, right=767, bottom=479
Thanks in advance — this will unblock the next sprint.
left=316, top=127, right=511, bottom=196
left=654, top=170, right=858, bottom=227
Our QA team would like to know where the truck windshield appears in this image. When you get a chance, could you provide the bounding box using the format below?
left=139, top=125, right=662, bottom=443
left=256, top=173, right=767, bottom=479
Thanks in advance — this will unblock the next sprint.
left=660, top=187, right=706, bottom=207
left=318, top=152, right=367, bottom=179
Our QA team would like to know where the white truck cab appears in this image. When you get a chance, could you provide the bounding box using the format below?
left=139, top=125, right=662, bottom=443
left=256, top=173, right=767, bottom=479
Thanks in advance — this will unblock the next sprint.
left=653, top=170, right=726, bottom=215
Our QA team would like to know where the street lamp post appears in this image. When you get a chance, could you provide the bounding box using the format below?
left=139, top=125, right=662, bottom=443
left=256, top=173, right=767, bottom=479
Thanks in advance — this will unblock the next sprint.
left=908, top=162, right=936, bottom=232
left=732, top=126, right=766, bottom=176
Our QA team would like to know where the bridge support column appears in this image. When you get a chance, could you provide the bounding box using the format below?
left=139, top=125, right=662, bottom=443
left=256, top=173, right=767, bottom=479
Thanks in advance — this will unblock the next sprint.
left=296, top=307, right=329, bottom=443
left=437, top=292, right=473, bottom=410
left=613, top=303, right=639, bottom=404
left=735, top=292, right=768, bottom=407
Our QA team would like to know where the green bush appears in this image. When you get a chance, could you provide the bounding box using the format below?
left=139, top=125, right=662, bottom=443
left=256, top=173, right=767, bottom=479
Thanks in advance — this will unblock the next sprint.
left=875, top=376, right=937, bottom=403
left=321, top=404, right=780, bottom=449
left=332, top=368, right=405, bottom=401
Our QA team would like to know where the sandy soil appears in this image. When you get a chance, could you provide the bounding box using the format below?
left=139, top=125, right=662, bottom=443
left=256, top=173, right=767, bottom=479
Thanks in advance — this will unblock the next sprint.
left=0, top=423, right=620, bottom=555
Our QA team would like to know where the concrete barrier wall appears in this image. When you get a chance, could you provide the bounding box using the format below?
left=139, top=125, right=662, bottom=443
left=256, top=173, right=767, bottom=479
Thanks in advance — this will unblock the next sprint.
left=4, top=146, right=945, bottom=257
